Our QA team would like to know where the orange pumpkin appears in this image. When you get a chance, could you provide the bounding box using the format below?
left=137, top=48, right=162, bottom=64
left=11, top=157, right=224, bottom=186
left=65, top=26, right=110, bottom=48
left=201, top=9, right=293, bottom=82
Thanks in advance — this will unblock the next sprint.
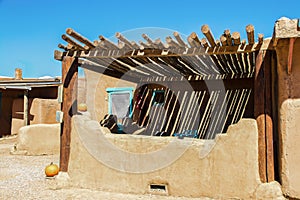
left=78, top=103, right=87, bottom=112
left=45, top=162, right=59, bottom=177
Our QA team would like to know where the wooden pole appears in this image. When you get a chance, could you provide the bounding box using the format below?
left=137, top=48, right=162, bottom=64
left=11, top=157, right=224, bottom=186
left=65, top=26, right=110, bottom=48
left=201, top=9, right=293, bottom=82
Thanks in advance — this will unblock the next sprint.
left=264, top=51, right=275, bottom=182
left=201, top=24, right=216, bottom=47
left=60, top=56, right=78, bottom=172
left=246, top=25, right=255, bottom=45
left=254, top=50, right=274, bottom=182
left=66, top=28, right=96, bottom=49
left=255, top=50, right=267, bottom=182
left=23, top=90, right=29, bottom=126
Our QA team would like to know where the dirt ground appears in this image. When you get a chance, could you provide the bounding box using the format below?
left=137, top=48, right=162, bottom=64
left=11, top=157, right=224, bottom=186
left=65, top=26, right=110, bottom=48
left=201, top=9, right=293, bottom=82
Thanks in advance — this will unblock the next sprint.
left=0, top=136, right=211, bottom=200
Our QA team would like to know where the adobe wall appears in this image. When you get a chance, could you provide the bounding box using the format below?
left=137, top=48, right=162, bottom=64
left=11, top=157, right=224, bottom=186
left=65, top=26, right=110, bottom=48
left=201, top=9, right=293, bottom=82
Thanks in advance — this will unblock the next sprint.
left=274, top=18, right=300, bottom=198
left=83, top=69, right=137, bottom=122
left=11, top=98, right=60, bottom=134
left=67, top=114, right=283, bottom=199
left=12, top=123, right=60, bottom=155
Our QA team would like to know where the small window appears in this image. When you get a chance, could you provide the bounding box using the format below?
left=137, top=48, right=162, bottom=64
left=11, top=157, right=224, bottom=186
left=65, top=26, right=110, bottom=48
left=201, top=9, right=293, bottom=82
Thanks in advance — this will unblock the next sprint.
left=153, top=90, right=165, bottom=105
left=106, top=87, right=134, bottom=121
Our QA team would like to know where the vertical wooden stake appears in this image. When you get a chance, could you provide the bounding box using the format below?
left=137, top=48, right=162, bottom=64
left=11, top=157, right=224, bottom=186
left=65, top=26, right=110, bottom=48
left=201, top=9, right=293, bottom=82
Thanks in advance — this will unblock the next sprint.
left=60, top=56, right=78, bottom=172
left=23, top=90, right=29, bottom=126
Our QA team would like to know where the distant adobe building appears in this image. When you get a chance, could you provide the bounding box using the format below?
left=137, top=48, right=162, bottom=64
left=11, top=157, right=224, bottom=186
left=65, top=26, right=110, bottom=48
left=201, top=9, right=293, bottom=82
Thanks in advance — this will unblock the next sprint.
left=0, top=69, right=60, bottom=137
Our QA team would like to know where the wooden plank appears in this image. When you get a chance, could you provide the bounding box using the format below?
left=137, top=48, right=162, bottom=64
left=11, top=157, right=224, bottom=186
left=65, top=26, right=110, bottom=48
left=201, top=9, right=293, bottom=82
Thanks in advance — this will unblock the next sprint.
left=60, top=56, right=78, bottom=172
left=254, top=50, right=267, bottom=182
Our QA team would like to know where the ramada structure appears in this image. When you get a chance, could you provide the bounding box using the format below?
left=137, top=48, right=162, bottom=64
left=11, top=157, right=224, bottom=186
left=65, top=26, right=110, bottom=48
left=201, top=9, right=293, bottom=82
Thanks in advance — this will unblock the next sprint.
left=54, top=17, right=300, bottom=199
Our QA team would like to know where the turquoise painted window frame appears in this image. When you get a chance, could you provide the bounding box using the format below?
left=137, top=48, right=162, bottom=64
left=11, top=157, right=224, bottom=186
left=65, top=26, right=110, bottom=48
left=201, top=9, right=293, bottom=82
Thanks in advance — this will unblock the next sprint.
left=106, top=87, right=134, bottom=118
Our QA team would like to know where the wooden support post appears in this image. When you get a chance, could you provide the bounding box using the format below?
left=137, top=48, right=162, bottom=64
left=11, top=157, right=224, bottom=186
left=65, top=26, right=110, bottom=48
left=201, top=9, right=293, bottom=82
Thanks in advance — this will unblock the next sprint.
left=254, top=50, right=274, bottom=182
left=287, top=37, right=296, bottom=74
left=60, top=56, right=78, bottom=172
left=264, top=51, right=275, bottom=182
left=23, top=90, right=29, bottom=126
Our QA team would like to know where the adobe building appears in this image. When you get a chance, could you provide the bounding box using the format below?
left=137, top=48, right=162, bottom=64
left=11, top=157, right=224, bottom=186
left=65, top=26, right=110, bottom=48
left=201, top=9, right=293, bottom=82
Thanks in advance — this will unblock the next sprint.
left=53, top=17, right=300, bottom=199
left=0, top=71, right=61, bottom=137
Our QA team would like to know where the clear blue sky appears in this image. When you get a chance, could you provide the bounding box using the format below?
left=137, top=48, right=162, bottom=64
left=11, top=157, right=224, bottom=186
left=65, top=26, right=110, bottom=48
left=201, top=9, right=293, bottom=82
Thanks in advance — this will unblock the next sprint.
left=0, top=0, right=299, bottom=78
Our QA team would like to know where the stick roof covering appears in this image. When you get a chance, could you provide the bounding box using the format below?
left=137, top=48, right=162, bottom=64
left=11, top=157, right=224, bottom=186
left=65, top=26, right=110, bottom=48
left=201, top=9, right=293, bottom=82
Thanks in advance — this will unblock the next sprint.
left=55, top=24, right=268, bottom=82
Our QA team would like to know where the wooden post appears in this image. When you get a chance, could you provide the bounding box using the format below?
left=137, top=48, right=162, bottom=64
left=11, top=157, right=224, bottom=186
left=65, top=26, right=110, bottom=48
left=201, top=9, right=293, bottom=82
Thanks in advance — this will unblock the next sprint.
left=254, top=50, right=274, bottom=182
left=60, top=56, right=78, bottom=172
left=264, top=51, right=275, bottom=182
left=23, top=90, right=29, bottom=126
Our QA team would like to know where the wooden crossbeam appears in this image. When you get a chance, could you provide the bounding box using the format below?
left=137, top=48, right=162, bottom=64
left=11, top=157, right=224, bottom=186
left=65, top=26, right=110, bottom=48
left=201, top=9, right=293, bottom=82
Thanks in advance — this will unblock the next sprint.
left=66, top=28, right=95, bottom=49
left=62, top=34, right=86, bottom=51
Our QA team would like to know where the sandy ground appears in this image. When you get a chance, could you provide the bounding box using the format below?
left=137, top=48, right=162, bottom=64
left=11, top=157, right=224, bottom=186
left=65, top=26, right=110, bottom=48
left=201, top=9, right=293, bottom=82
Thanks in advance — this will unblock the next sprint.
left=0, top=136, right=211, bottom=200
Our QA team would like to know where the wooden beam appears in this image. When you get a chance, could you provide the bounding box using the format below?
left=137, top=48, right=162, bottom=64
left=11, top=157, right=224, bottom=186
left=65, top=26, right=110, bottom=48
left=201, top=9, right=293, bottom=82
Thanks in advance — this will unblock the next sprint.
left=66, top=28, right=96, bottom=49
left=201, top=38, right=209, bottom=48
left=232, top=32, right=241, bottom=46
left=224, top=29, right=232, bottom=46
left=264, top=51, right=274, bottom=182
left=58, top=43, right=68, bottom=51
left=166, top=36, right=181, bottom=49
left=220, top=35, right=227, bottom=46
left=246, top=24, right=255, bottom=45
left=60, top=56, right=78, bottom=172
left=62, top=34, right=86, bottom=51
left=142, top=34, right=158, bottom=48
left=258, top=33, right=264, bottom=45
left=254, top=50, right=266, bottom=182
left=189, top=32, right=202, bottom=47
left=54, top=50, right=64, bottom=61
left=99, top=35, right=119, bottom=49
left=287, top=37, right=296, bottom=74
left=254, top=49, right=274, bottom=182
left=116, top=32, right=135, bottom=49
left=173, top=32, right=188, bottom=47
left=201, top=24, right=216, bottom=47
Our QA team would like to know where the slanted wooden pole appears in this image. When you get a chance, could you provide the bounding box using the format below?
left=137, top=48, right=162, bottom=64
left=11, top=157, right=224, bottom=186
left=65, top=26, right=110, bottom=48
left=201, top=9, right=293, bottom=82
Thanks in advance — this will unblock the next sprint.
left=254, top=50, right=274, bottom=182
left=60, top=56, right=78, bottom=172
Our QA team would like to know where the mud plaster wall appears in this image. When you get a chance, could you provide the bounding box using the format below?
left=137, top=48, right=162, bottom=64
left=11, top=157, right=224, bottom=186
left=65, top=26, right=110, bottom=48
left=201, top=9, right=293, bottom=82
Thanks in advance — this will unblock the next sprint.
left=11, top=98, right=60, bottom=135
left=83, top=69, right=137, bottom=122
left=68, top=114, right=265, bottom=199
left=276, top=38, right=300, bottom=198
